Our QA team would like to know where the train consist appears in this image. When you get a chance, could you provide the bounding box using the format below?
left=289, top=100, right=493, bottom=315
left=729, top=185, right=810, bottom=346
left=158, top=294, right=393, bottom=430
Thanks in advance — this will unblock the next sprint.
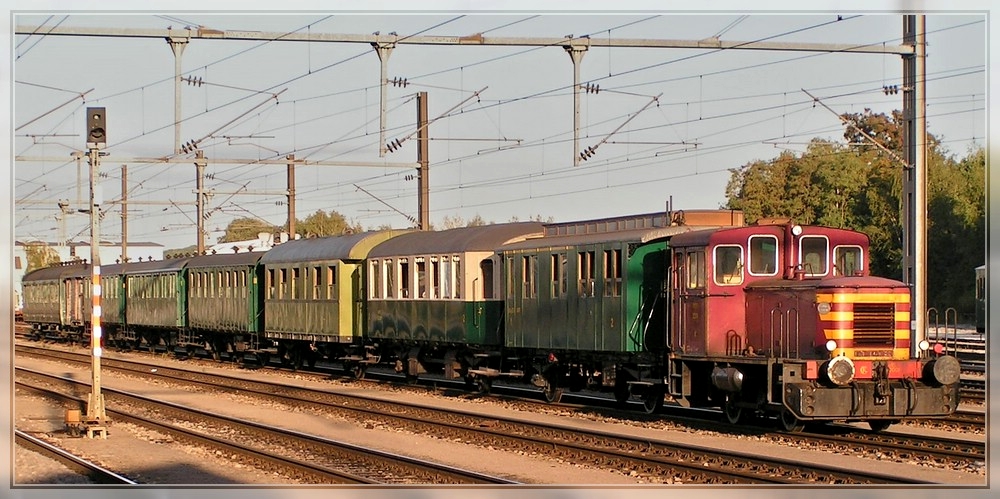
left=20, top=209, right=961, bottom=431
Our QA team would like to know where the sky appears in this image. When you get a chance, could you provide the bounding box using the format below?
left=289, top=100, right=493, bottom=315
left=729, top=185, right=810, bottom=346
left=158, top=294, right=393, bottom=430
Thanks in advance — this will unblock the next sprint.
left=9, top=7, right=987, bottom=253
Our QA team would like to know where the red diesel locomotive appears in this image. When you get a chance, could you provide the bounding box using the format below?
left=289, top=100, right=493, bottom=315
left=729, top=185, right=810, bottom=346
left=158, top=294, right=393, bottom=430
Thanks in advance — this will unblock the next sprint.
left=660, top=220, right=960, bottom=431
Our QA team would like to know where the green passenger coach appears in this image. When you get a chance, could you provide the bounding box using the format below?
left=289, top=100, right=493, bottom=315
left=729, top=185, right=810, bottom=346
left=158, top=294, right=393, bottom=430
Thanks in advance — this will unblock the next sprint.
left=259, top=230, right=410, bottom=369
left=185, top=252, right=266, bottom=359
left=121, top=257, right=191, bottom=350
left=365, top=223, right=544, bottom=382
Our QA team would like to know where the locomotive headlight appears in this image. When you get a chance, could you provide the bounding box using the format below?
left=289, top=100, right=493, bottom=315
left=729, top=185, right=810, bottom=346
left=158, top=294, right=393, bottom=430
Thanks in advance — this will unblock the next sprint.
left=918, top=339, right=930, bottom=351
left=824, top=355, right=855, bottom=386
left=816, top=302, right=832, bottom=315
left=825, top=340, right=838, bottom=352
left=791, top=225, right=803, bottom=236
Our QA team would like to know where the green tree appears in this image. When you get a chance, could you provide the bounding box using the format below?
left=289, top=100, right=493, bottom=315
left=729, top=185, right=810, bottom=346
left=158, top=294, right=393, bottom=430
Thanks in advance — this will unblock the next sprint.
left=23, top=242, right=61, bottom=273
left=217, top=217, right=277, bottom=243
left=296, top=209, right=363, bottom=237
left=725, top=109, right=984, bottom=318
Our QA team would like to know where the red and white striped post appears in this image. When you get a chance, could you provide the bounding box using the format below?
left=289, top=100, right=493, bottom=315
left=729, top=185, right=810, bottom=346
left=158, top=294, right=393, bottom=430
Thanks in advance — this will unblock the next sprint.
left=85, top=144, right=108, bottom=438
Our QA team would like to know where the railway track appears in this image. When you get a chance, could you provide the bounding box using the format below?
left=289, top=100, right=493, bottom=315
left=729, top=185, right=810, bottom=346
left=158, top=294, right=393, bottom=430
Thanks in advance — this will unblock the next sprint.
left=15, top=345, right=952, bottom=484
left=15, top=367, right=514, bottom=485
left=15, top=430, right=137, bottom=485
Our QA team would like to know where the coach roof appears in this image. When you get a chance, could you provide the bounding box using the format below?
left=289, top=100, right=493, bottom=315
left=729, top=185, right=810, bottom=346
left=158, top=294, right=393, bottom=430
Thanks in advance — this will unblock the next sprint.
left=369, top=223, right=544, bottom=257
left=119, top=257, right=192, bottom=275
left=260, top=230, right=412, bottom=264
left=22, top=263, right=86, bottom=282
left=186, top=251, right=265, bottom=269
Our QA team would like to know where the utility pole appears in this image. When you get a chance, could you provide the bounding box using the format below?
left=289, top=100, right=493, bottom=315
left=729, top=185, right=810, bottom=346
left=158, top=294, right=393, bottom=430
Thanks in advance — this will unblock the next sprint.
left=416, top=92, right=429, bottom=230
left=286, top=155, right=296, bottom=239
left=167, top=34, right=189, bottom=155
left=195, top=150, right=207, bottom=254
left=902, top=15, right=927, bottom=356
left=565, top=42, right=588, bottom=166
left=121, top=164, right=127, bottom=262
left=372, top=38, right=396, bottom=157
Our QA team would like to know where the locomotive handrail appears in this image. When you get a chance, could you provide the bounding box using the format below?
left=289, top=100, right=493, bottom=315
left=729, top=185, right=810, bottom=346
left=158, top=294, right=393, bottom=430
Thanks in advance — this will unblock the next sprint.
left=768, top=307, right=800, bottom=358
left=926, top=307, right=958, bottom=354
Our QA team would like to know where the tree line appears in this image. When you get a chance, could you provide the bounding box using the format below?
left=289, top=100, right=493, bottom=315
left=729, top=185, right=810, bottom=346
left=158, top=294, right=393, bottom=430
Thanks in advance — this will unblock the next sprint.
left=724, top=109, right=984, bottom=321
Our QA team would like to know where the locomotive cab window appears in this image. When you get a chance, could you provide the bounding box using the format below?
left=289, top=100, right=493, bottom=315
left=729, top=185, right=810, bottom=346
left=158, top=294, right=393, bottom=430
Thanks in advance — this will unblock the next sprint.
left=834, top=246, right=863, bottom=276
left=748, top=235, right=778, bottom=276
left=686, top=250, right=706, bottom=289
left=714, top=245, right=744, bottom=285
left=799, top=236, right=829, bottom=276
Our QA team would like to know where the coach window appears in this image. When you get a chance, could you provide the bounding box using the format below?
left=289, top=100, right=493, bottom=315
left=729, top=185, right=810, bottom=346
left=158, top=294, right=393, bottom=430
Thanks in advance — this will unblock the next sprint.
left=385, top=259, right=396, bottom=299
left=370, top=261, right=381, bottom=299
left=454, top=258, right=462, bottom=299
left=714, top=245, right=744, bottom=285
left=279, top=268, right=288, bottom=299
left=290, top=268, right=300, bottom=300
left=604, top=249, right=622, bottom=297
left=327, top=266, right=336, bottom=299
left=522, top=255, right=537, bottom=299
left=266, top=269, right=275, bottom=299
left=440, top=257, right=452, bottom=299
left=306, top=267, right=315, bottom=299
left=799, top=236, right=829, bottom=276
left=686, top=250, right=706, bottom=289
left=483, top=258, right=496, bottom=299
left=399, top=258, right=410, bottom=298
left=749, top=235, right=778, bottom=276
left=415, top=257, right=428, bottom=298
left=834, top=246, right=863, bottom=276
left=430, top=257, right=440, bottom=299
left=578, top=250, right=596, bottom=297
left=551, top=253, right=566, bottom=298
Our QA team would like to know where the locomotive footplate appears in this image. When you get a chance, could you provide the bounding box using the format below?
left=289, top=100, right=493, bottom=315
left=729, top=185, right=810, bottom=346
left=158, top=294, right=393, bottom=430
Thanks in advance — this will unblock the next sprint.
left=783, top=380, right=959, bottom=420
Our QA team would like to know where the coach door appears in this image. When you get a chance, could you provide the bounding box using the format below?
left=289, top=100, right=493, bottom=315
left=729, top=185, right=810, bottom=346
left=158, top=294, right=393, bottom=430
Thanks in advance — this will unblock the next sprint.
left=675, top=248, right=706, bottom=355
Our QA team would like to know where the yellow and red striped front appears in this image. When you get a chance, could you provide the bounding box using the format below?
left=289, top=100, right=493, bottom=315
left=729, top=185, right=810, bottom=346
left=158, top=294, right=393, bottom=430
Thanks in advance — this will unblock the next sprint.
left=816, top=290, right=911, bottom=361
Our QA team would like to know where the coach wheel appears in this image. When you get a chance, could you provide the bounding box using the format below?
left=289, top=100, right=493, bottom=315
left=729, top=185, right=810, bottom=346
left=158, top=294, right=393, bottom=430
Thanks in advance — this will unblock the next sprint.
left=543, top=381, right=563, bottom=403
left=350, top=363, right=367, bottom=380
left=867, top=420, right=895, bottom=432
left=256, top=352, right=271, bottom=368
left=405, top=373, right=419, bottom=385
left=475, top=376, right=493, bottom=395
left=779, top=408, right=805, bottom=432
left=723, top=396, right=743, bottom=425
left=642, top=390, right=664, bottom=414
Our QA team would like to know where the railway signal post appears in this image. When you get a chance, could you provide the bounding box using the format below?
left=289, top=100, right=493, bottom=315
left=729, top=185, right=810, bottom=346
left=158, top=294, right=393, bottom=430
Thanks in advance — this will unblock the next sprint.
left=70, top=107, right=110, bottom=438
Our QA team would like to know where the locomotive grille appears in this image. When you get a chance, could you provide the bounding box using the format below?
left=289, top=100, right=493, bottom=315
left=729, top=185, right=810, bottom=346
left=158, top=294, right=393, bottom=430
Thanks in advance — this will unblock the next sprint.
left=852, top=303, right=896, bottom=347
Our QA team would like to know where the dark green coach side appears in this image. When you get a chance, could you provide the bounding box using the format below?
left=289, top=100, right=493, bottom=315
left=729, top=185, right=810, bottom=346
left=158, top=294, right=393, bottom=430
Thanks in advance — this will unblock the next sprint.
left=22, top=263, right=83, bottom=336
left=185, top=252, right=265, bottom=357
left=499, top=211, right=743, bottom=402
left=120, top=257, right=192, bottom=349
